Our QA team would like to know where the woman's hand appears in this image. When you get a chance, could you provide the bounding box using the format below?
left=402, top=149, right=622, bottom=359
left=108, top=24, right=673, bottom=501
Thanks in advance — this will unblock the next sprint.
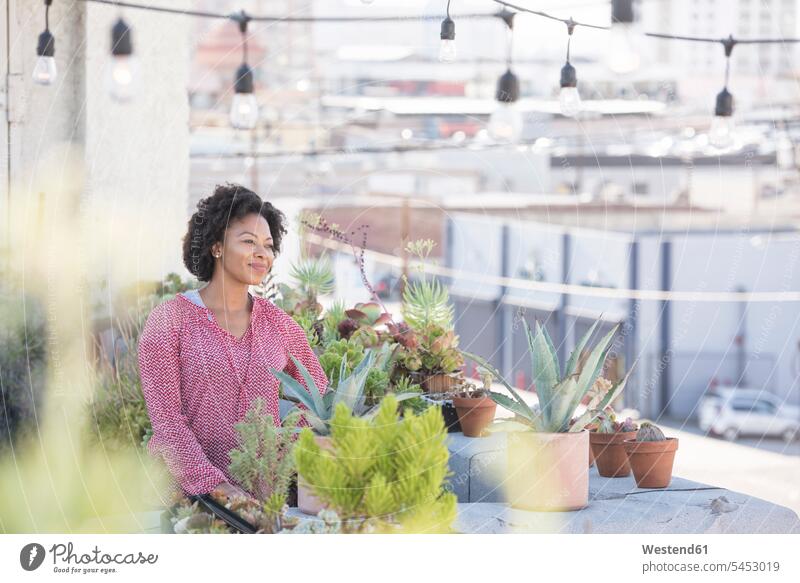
left=212, top=481, right=250, bottom=501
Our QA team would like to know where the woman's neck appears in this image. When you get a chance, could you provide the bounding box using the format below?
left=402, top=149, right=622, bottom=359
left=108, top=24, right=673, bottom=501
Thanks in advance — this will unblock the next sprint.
left=199, top=277, right=251, bottom=314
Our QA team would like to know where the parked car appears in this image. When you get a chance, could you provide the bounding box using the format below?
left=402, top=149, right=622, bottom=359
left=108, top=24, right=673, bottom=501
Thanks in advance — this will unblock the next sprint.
left=698, top=387, right=800, bottom=442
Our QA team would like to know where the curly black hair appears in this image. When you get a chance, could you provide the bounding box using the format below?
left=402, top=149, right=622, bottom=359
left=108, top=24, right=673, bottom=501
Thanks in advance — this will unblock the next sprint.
left=182, top=183, right=287, bottom=282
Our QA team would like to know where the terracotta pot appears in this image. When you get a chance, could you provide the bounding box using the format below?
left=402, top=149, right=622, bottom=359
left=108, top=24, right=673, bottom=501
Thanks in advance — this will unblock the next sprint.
left=624, top=438, right=679, bottom=488
left=507, top=430, right=589, bottom=511
left=423, top=373, right=459, bottom=393
left=452, top=395, right=497, bottom=437
left=297, top=435, right=332, bottom=515
left=590, top=431, right=637, bottom=477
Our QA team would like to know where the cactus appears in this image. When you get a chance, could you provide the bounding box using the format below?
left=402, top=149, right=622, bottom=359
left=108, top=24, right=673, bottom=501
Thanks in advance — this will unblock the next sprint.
left=636, top=422, right=666, bottom=442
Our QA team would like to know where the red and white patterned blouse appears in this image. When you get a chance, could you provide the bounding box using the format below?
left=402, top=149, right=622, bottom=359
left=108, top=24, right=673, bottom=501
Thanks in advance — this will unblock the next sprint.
left=138, top=291, right=327, bottom=496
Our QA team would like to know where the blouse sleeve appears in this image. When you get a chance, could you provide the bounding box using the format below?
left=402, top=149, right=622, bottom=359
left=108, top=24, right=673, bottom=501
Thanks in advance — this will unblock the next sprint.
left=138, top=302, right=227, bottom=495
left=278, top=310, right=328, bottom=397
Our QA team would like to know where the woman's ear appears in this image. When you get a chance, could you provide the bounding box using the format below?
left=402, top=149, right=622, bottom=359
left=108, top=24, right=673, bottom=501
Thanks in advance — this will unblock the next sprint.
left=211, top=242, right=222, bottom=258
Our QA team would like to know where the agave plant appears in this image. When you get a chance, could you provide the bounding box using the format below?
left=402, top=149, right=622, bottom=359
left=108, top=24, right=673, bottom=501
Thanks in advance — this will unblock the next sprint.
left=464, top=319, right=630, bottom=433
left=273, top=349, right=416, bottom=435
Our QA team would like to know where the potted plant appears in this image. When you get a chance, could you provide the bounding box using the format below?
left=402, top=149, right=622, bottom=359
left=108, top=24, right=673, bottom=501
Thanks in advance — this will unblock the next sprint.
left=452, top=369, right=497, bottom=438
left=398, top=239, right=464, bottom=393
left=466, top=318, right=629, bottom=511
left=624, top=422, right=679, bottom=488
left=397, top=323, right=464, bottom=393
left=273, top=351, right=417, bottom=514
left=589, top=410, right=639, bottom=478
left=293, top=394, right=457, bottom=533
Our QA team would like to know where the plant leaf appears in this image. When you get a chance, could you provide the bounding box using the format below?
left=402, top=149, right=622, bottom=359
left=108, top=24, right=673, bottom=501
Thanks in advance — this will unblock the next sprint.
left=461, top=351, right=537, bottom=423
left=527, top=321, right=560, bottom=429
left=288, top=355, right=324, bottom=414
left=271, top=368, right=316, bottom=412
left=564, top=318, right=601, bottom=378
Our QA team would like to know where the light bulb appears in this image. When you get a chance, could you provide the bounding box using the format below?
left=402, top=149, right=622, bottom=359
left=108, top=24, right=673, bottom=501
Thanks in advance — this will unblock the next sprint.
left=709, top=116, right=735, bottom=148
left=32, top=56, right=57, bottom=85
left=230, top=93, right=259, bottom=130
left=488, top=105, right=523, bottom=143
left=605, top=24, right=640, bottom=74
left=559, top=87, right=582, bottom=118
left=439, top=39, right=457, bottom=63
left=108, top=55, right=138, bottom=102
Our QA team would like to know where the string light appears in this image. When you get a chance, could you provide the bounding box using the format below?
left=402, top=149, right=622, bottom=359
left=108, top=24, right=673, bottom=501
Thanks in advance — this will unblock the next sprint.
left=230, top=11, right=258, bottom=130
left=606, top=0, right=640, bottom=74
left=38, top=0, right=800, bottom=134
left=33, top=0, right=57, bottom=86
left=439, top=0, right=457, bottom=63
left=488, top=9, right=522, bottom=143
left=711, top=36, right=736, bottom=148
left=108, top=17, right=137, bottom=102
left=559, top=20, right=581, bottom=118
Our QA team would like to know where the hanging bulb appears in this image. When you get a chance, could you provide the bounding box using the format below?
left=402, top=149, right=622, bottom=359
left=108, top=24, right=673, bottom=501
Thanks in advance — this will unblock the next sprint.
left=230, top=63, right=258, bottom=130
left=439, top=39, right=457, bottom=63
left=559, top=87, right=582, bottom=118
left=439, top=16, right=456, bottom=63
left=710, top=88, right=735, bottom=148
left=33, top=29, right=56, bottom=86
left=559, top=62, right=581, bottom=117
left=489, top=105, right=523, bottom=143
left=108, top=18, right=137, bottom=102
left=230, top=93, right=258, bottom=130
left=489, top=68, right=522, bottom=142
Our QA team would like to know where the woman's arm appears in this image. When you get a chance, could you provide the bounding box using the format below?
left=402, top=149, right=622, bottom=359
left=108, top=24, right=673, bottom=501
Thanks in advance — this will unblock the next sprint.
left=138, top=302, right=228, bottom=495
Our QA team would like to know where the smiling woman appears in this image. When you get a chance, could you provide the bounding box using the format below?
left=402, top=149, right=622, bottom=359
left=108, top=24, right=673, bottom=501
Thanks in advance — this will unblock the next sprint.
left=138, top=184, right=327, bottom=500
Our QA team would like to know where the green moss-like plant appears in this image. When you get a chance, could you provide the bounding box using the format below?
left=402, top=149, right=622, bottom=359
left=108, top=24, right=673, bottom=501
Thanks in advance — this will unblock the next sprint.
left=318, top=339, right=365, bottom=386
left=294, top=395, right=456, bottom=533
left=227, top=399, right=301, bottom=502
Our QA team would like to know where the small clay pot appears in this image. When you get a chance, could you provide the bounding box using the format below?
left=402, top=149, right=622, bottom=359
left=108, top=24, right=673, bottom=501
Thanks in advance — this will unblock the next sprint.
left=624, top=438, right=679, bottom=488
left=590, top=431, right=637, bottom=477
left=423, top=373, right=459, bottom=393
left=452, top=395, right=497, bottom=437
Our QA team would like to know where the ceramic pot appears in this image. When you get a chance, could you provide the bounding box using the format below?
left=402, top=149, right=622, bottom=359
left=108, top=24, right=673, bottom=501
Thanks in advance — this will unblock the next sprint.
left=624, top=438, right=679, bottom=488
left=590, top=431, right=637, bottom=477
left=507, top=430, right=589, bottom=511
left=452, top=395, right=497, bottom=437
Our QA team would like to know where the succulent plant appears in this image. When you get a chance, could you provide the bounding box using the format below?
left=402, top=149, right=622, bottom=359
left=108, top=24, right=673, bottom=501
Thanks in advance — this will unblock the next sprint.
left=337, top=318, right=359, bottom=340
left=619, top=417, right=639, bottom=433
left=345, top=302, right=392, bottom=328
left=636, top=422, right=666, bottom=442
left=464, top=318, right=630, bottom=433
left=274, top=349, right=416, bottom=436
left=395, top=323, right=463, bottom=375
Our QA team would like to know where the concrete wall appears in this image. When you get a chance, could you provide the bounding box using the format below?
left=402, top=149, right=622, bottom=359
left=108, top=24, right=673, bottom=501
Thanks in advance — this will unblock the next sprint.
left=3, top=1, right=190, bottom=296
left=449, top=212, right=800, bottom=420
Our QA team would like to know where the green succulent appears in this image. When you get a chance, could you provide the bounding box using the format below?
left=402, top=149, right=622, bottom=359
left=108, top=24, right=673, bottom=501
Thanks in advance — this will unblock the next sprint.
left=290, top=257, right=335, bottom=303
left=636, top=422, right=666, bottom=442
left=321, top=300, right=347, bottom=344
left=402, top=278, right=454, bottom=332
left=398, top=324, right=463, bottom=375
left=273, top=350, right=417, bottom=436
left=318, top=339, right=365, bottom=386
left=293, top=395, right=456, bottom=532
left=465, top=319, right=630, bottom=434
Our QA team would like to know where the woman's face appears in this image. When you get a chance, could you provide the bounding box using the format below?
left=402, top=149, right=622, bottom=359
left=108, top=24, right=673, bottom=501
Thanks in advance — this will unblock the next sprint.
left=211, top=213, right=275, bottom=286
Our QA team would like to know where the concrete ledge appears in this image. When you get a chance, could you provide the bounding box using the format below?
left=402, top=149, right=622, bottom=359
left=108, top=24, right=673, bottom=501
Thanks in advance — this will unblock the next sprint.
left=446, top=431, right=800, bottom=533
